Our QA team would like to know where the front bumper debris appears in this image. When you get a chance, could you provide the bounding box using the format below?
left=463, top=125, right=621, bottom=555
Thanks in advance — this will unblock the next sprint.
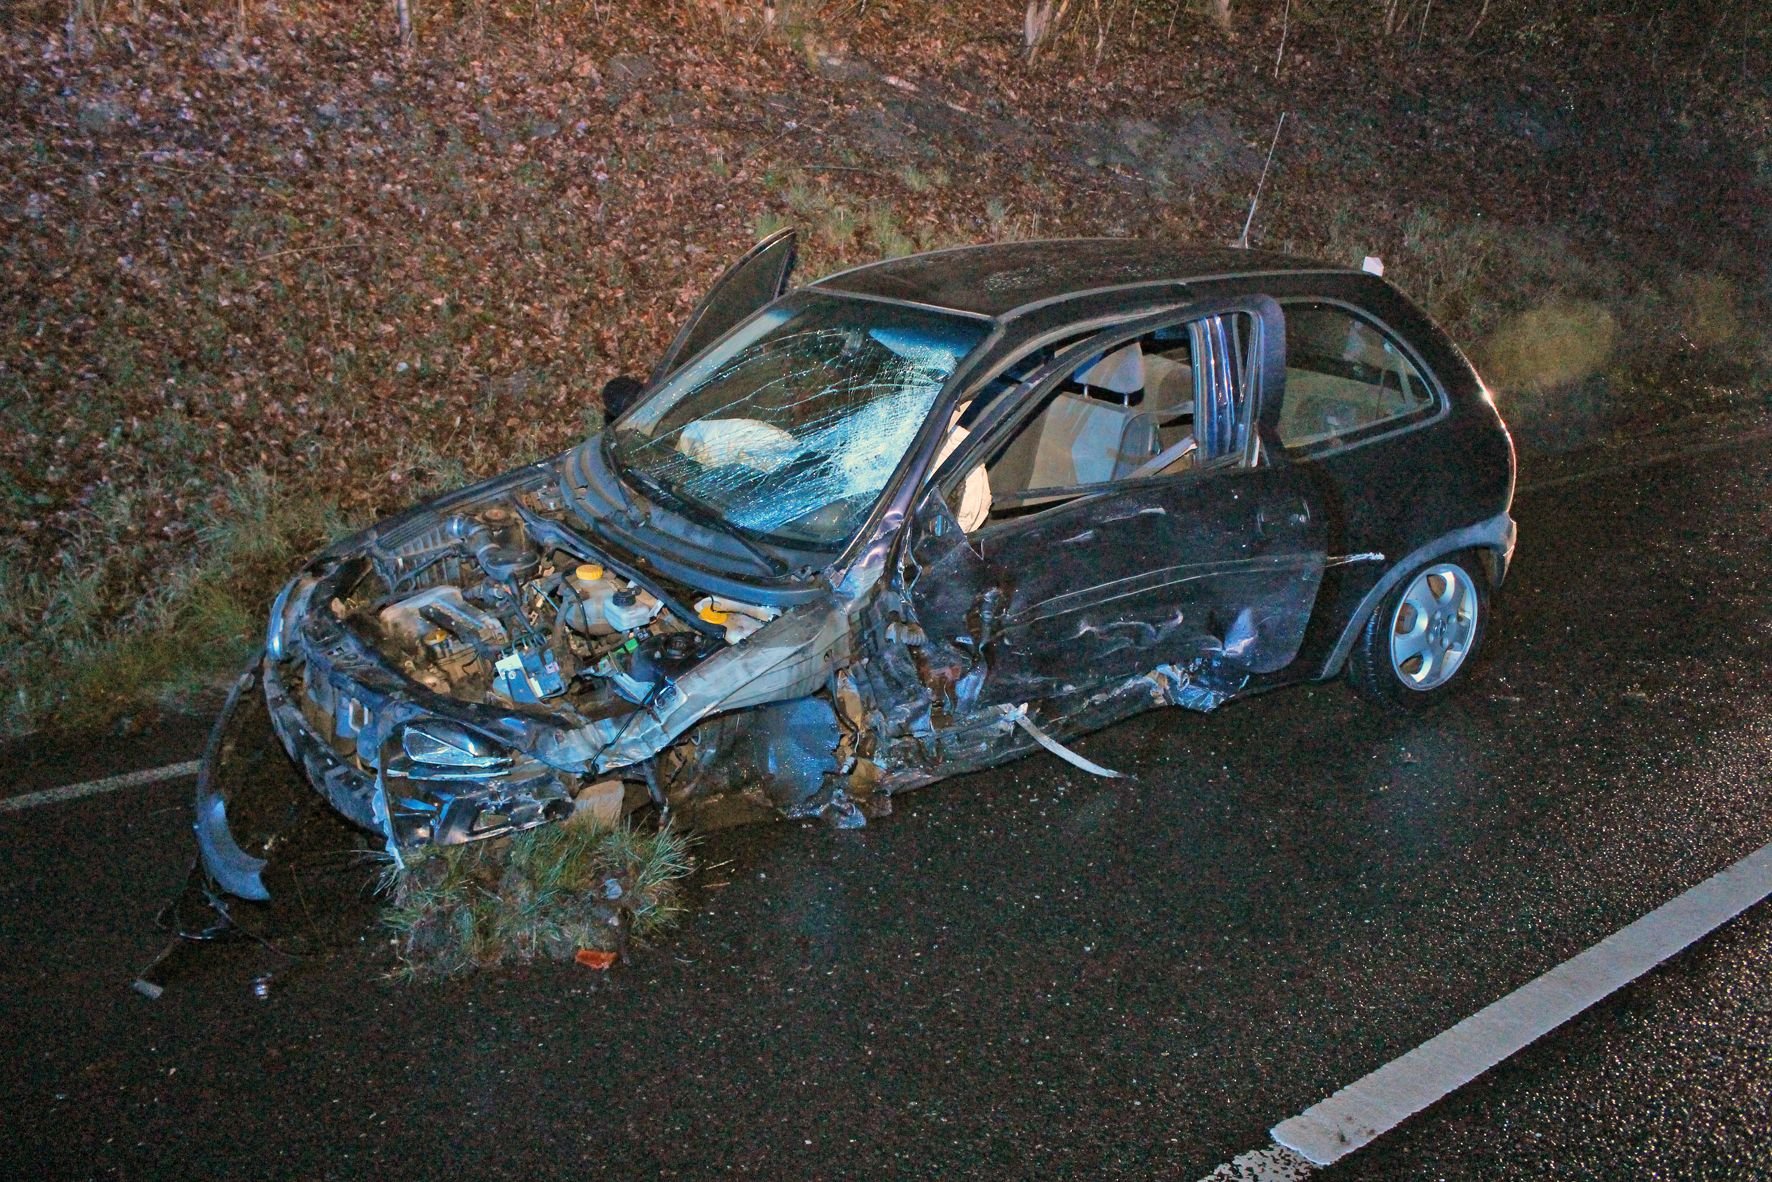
left=197, top=646, right=587, bottom=899
left=192, top=658, right=273, bottom=901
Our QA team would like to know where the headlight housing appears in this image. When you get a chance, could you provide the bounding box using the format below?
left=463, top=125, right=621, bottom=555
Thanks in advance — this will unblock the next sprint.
left=395, top=720, right=513, bottom=778
left=265, top=575, right=316, bottom=662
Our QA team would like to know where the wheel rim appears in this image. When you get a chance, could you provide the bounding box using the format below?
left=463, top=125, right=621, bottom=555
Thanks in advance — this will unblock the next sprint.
left=1388, top=563, right=1478, bottom=691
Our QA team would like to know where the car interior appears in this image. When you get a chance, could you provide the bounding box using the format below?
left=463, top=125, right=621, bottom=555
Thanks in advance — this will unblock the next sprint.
left=950, top=314, right=1261, bottom=526
left=943, top=305, right=1439, bottom=530
left=1276, top=304, right=1434, bottom=449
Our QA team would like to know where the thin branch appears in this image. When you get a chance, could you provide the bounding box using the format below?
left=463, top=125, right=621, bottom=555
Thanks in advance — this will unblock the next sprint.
left=247, top=243, right=367, bottom=264
left=1274, top=0, right=1290, bottom=77
left=1465, top=0, right=1491, bottom=44
left=1237, top=111, right=1287, bottom=249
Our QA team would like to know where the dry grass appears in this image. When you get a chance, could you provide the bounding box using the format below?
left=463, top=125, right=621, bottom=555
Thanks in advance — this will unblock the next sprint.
left=0, top=470, right=359, bottom=735
left=381, top=816, right=695, bottom=980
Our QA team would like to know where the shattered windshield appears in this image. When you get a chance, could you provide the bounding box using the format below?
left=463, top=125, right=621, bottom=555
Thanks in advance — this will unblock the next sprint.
left=609, top=295, right=987, bottom=547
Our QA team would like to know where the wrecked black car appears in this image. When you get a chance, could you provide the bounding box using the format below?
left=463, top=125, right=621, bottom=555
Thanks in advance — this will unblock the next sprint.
left=197, top=232, right=1515, bottom=900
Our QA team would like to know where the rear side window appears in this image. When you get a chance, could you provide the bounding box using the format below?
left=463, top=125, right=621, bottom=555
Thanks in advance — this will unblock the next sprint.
left=1278, top=304, right=1435, bottom=451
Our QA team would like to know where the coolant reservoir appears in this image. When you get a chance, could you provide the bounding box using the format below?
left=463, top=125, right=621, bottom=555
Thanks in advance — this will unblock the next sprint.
left=605, top=586, right=661, bottom=632
left=566, top=565, right=617, bottom=635
left=694, top=595, right=779, bottom=644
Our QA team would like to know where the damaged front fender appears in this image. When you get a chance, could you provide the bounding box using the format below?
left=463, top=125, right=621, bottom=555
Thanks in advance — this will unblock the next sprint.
left=538, top=596, right=854, bottom=773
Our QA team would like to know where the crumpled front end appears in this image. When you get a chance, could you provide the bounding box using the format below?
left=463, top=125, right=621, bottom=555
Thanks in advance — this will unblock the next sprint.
left=195, top=462, right=858, bottom=897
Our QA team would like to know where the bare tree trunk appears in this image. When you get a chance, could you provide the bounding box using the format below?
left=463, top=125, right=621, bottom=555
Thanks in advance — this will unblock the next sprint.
left=1209, top=0, right=1231, bottom=31
left=1024, top=0, right=1074, bottom=61
left=394, top=0, right=414, bottom=51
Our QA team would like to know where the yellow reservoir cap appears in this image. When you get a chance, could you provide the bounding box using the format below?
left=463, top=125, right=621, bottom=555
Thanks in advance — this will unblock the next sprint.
left=574, top=564, right=605, bottom=582
left=698, top=604, right=731, bottom=625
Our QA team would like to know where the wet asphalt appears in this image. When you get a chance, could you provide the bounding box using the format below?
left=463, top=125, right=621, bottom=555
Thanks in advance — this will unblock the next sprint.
left=2, top=418, right=1770, bottom=1180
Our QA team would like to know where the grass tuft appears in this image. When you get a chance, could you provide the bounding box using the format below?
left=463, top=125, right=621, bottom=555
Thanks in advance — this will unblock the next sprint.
left=0, top=469, right=356, bottom=736
left=382, top=818, right=695, bottom=981
left=865, top=204, right=916, bottom=259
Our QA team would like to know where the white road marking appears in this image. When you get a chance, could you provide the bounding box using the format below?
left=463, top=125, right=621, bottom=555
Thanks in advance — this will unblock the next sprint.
left=0, top=760, right=202, bottom=814
left=1197, top=1145, right=1316, bottom=1180
left=1199, top=839, right=1772, bottom=1179
left=1515, top=423, right=1772, bottom=496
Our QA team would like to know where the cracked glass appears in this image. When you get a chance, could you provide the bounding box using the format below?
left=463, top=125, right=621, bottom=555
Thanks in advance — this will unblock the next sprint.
left=611, top=295, right=988, bottom=547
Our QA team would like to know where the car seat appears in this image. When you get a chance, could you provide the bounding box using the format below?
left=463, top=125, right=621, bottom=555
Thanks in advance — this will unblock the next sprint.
left=990, top=342, right=1159, bottom=496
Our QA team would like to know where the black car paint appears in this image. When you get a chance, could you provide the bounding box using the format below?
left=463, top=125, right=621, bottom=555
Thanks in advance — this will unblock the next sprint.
left=195, top=237, right=1515, bottom=901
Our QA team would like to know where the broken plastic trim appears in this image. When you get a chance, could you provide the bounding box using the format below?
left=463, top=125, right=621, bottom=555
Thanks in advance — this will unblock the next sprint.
left=1004, top=703, right=1127, bottom=779
left=192, top=657, right=272, bottom=901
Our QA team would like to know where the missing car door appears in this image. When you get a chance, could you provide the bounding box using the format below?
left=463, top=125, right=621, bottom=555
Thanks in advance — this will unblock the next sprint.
left=903, top=296, right=1326, bottom=706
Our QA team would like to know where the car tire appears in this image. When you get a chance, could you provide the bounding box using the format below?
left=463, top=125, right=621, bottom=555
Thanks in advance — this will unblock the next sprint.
left=1347, top=553, right=1490, bottom=710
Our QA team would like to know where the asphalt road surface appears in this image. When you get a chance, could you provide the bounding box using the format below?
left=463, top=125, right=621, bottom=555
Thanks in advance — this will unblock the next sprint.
left=3, top=417, right=1769, bottom=1180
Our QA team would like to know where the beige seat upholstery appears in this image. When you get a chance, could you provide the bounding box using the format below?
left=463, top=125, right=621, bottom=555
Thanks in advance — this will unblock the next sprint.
left=1142, top=353, right=1193, bottom=410
left=988, top=341, right=1210, bottom=499
left=1074, top=341, right=1147, bottom=396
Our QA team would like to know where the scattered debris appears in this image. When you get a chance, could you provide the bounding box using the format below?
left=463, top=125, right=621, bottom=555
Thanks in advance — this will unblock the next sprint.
left=1006, top=705, right=1127, bottom=780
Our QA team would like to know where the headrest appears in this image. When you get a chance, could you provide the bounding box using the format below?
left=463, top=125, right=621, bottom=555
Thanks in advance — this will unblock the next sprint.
left=1074, top=341, right=1145, bottom=395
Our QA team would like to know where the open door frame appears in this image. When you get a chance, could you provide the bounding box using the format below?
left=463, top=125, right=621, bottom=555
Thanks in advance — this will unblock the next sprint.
left=900, top=293, right=1325, bottom=707
left=649, top=228, right=799, bottom=387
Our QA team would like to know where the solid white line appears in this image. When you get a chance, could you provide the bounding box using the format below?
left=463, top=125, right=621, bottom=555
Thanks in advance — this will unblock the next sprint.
left=0, top=760, right=203, bottom=813
left=1197, top=839, right=1772, bottom=1179
left=1197, top=1145, right=1316, bottom=1181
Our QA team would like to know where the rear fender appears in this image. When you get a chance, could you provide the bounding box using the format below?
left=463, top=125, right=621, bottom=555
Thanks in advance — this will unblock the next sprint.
left=1321, top=510, right=1516, bottom=678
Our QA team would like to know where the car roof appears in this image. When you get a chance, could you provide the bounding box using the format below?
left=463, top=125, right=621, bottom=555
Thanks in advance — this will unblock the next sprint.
left=810, top=239, right=1354, bottom=320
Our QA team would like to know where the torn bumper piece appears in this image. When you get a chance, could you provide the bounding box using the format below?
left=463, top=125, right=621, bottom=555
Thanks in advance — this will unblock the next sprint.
left=266, top=656, right=583, bottom=849
left=192, top=659, right=272, bottom=901
left=195, top=651, right=589, bottom=899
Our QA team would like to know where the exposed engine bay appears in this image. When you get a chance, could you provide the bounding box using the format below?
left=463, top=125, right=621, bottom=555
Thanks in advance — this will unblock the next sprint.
left=352, top=501, right=776, bottom=719
left=240, top=465, right=839, bottom=865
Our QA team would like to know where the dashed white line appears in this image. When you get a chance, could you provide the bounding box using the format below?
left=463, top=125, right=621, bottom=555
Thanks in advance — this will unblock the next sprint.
left=1199, top=839, right=1772, bottom=1179
left=0, top=760, right=202, bottom=813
